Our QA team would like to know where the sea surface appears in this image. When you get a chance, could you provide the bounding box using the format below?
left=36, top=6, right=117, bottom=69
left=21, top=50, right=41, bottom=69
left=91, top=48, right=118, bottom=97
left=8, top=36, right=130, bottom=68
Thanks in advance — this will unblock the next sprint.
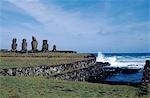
left=95, top=52, right=150, bottom=84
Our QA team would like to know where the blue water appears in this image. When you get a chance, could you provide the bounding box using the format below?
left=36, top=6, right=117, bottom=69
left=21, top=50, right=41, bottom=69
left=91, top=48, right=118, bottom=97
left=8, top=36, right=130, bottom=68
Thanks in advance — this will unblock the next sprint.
left=103, top=71, right=143, bottom=83
left=94, top=53, right=150, bottom=84
left=95, top=53, right=150, bottom=63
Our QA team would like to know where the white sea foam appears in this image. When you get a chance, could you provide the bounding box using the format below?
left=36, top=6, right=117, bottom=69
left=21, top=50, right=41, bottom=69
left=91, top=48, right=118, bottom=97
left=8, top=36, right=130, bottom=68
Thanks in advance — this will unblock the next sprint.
left=96, top=52, right=146, bottom=68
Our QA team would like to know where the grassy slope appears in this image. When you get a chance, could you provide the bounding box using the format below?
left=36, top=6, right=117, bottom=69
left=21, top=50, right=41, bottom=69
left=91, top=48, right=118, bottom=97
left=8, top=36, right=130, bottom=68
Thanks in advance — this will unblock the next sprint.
left=0, top=53, right=91, bottom=69
left=0, top=57, right=89, bottom=69
left=0, top=52, right=89, bottom=58
left=1, top=76, right=149, bottom=98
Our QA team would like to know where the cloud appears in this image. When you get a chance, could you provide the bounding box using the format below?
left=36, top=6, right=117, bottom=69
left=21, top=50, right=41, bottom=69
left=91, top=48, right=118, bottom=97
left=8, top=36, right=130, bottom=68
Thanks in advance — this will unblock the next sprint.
left=0, top=0, right=149, bottom=52
left=6, top=0, right=98, bottom=36
left=5, top=0, right=149, bottom=36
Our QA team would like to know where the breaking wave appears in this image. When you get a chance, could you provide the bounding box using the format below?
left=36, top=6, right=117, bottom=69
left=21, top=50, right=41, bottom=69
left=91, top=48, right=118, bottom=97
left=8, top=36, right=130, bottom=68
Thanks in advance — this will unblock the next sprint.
left=96, top=52, right=150, bottom=68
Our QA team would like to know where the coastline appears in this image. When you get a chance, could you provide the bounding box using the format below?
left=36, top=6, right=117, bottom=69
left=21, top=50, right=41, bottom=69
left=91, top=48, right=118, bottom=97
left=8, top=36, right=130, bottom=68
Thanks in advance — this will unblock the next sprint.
left=0, top=52, right=149, bottom=98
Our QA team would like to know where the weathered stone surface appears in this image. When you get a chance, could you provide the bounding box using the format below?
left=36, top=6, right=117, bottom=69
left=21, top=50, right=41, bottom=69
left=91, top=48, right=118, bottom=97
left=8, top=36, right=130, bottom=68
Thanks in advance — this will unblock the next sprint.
left=139, top=60, right=150, bottom=96
left=11, top=38, right=17, bottom=52
left=0, top=59, right=96, bottom=76
left=53, top=63, right=106, bottom=82
left=31, top=36, right=38, bottom=52
left=52, top=45, right=56, bottom=52
left=0, top=58, right=109, bottom=82
left=21, top=39, right=27, bottom=52
left=143, top=60, right=150, bottom=83
left=42, top=40, right=49, bottom=52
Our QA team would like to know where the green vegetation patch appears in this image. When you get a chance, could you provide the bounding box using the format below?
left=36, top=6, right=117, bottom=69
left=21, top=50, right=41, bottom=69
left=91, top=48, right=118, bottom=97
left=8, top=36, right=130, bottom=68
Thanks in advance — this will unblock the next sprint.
left=0, top=53, right=92, bottom=68
left=0, top=57, right=89, bottom=69
left=0, top=52, right=89, bottom=58
left=1, top=76, right=148, bottom=98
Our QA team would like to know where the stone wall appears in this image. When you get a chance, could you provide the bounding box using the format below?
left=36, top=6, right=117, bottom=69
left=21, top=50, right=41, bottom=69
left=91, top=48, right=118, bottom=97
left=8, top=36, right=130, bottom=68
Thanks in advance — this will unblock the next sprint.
left=139, top=60, right=150, bottom=95
left=143, top=60, right=150, bottom=83
left=52, top=62, right=108, bottom=82
left=0, top=58, right=109, bottom=82
left=0, top=59, right=95, bottom=77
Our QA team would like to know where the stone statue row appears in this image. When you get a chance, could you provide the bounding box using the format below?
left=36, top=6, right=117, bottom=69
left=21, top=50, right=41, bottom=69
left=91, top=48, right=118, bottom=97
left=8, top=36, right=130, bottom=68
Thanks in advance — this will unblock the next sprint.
left=11, top=36, right=56, bottom=53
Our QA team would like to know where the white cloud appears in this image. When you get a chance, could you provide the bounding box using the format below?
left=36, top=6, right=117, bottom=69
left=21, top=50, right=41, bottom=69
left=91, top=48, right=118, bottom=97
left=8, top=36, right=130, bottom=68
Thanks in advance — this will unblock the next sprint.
left=6, top=0, right=99, bottom=36
left=5, top=0, right=149, bottom=36
left=1, top=0, right=149, bottom=52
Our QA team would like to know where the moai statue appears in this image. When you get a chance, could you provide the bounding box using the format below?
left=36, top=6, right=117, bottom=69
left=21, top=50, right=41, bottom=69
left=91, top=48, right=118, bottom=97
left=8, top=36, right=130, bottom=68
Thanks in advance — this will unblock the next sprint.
left=42, top=40, right=49, bottom=52
left=52, top=45, right=56, bottom=52
left=31, top=36, right=38, bottom=52
left=11, top=38, right=17, bottom=52
left=21, top=38, right=27, bottom=52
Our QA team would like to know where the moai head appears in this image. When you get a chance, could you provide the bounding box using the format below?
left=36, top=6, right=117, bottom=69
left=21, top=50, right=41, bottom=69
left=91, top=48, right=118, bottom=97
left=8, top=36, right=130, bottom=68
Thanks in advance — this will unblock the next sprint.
left=21, top=38, right=27, bottom=52
left=11, top=38, right=17, bottom=52
left=23, top=39, right=26, bottom=43
left=52, top=45, right=56, bottom=52
left=42, top=40, right=48, bottom=52
left=32, top=36, right=36, bottom=41
left=12, top=38, right=17, bottom=43
left=43, top=40, right=47, bottom=44
left=31, top=36, right=38, bottom=52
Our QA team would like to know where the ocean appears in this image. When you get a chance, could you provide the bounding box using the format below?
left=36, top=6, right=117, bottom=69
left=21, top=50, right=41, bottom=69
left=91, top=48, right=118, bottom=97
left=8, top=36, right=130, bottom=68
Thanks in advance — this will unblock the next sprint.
left=95, top=52, right=150, bottom=84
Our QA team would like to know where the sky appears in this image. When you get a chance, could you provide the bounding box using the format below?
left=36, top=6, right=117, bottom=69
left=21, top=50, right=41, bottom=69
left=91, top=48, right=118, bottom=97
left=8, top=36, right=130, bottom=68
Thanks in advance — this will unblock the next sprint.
left=0, top=0, right=149, bottom=53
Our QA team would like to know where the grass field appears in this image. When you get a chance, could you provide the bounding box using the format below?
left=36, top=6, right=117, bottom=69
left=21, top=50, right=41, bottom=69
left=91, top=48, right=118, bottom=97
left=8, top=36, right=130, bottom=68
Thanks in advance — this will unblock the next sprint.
left=1, top=76, right=149, bottom=98
left=0, top=57, right=90, bottom=69
left=0, top=52, right=91, bottom=68
left=0, top=52, right=89, bottom=58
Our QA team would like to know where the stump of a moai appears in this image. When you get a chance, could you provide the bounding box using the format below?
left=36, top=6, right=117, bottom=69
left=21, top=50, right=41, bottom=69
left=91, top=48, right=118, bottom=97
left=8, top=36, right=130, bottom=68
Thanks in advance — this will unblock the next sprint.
left=52, top=45, right=56, bottom=52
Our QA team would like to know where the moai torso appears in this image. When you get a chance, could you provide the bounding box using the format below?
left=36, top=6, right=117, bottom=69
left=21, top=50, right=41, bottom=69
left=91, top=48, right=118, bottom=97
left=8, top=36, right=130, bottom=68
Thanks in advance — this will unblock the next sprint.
left=52, top=45, right=56, bottom=52
left=11, top=38, right=17, bottom=52
left=21, top=39, right=27, bottom=52
left=31, top=36, right=38, bottom=52
left=42, top=40, right=49, bottom=52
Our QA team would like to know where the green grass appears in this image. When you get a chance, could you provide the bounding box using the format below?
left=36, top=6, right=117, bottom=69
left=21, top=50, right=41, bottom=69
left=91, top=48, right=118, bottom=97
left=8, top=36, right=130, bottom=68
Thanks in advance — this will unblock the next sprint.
left=1, top=76, right=148, bottom=98
left=0, top=52, right=92, bottom=68
left=148, top=84, right=150, bottom=95
left=0, top=57, right=89, bottom=69
left=0, top=52, right=89, bottom=58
